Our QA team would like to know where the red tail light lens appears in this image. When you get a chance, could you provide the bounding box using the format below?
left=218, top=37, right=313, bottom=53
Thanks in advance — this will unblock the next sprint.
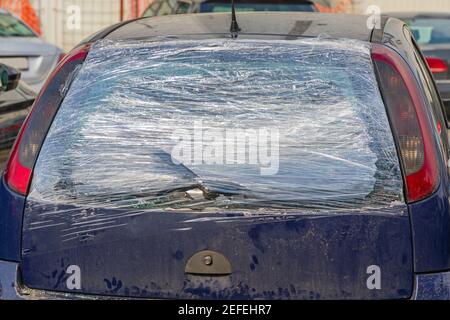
left=425, top=56, right=448, bottom=74
left=4, top=44, right=90, bottom=195
left=57, top=53, right=67, bottom=64
left=372, top=45, right=440, bottom=203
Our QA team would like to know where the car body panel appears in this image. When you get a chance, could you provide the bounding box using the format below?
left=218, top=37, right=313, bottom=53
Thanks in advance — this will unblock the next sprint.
left=0, top=258, right=442, bottom=300
left=0, top=178, right=26, bottom=261
left=408, top=183, right=450, bottom=272
left=107, top=12, right=373, bottom=42
left=413, top=270, right=450, bottom=300
left=0, top=11, right=63, bottom=92
left=21, top=203, right=413, bottom=299
left=0, top=37, right=61, bottom=93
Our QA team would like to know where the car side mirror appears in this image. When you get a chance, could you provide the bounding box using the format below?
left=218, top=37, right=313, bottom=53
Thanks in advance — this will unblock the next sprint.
left=0, top=63, right=21, bottom=92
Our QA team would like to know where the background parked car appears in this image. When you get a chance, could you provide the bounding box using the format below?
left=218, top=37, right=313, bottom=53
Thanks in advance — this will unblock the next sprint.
left=390, top=13, right=450, bottom=125
left=0, top=9, right=63, bottom=93
left=142, top=0, right=317, bottom=17
left=0, top=63, right=35, bottom=171
left=1, top=12, right=450, bottom=300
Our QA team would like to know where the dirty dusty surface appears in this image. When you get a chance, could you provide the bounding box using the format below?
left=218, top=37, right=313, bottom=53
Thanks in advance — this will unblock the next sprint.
left=0, top=150, right=8, bottom=171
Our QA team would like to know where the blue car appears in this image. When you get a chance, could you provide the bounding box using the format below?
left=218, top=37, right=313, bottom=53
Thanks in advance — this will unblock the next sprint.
left=1, top=12, right=450, bottom=300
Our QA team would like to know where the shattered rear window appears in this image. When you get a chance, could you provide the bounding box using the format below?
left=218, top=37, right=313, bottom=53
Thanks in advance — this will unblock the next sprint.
left=29, top=39, right=404, bottom=212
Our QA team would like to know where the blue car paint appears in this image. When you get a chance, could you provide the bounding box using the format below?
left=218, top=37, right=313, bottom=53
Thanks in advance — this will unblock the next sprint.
left=0, top=260, right=21, bottom=300
left=20, top=201, right=414, bottom=299
left=0, top=177, right=25, bottom=262
left=0, top=258, right=446, bottom=299
left=414, top=271, right=450, bottom=300
left=409, top=181, right=450, bottom=273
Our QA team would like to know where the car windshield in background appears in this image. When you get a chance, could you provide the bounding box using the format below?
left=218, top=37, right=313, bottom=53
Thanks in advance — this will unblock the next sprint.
left=0, top=13, right=36, bottom=37
left=407, top=18, right=450, bottom=45
left=29, top=39, right=403, bottom=212
left=142, top=0, right=180, bottom=17
left=200, top=2, right=315, bottom=12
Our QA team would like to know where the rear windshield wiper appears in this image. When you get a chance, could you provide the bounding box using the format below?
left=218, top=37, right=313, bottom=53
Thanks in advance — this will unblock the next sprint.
left=105, top=180, right=255, bottom=210
left=152, top=150, right=254, bottom=200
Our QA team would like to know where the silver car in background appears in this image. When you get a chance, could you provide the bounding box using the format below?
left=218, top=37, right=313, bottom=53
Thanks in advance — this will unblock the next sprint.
left=0, top=9, right=63, bottom=92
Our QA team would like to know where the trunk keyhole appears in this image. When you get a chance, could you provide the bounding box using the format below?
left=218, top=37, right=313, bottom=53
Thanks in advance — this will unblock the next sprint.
left=203, top=255, right=213, bottom=266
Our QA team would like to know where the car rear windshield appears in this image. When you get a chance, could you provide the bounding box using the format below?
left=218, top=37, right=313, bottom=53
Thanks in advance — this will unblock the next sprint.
left=29, top=39, right=404, bottom=212
left=406, top=18, right=450, bottom=45
left=0, top=13, right=36, bottom=37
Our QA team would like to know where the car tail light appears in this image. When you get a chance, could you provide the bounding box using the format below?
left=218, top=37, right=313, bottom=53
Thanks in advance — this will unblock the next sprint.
left=372, top=45, right=440, bottom=203
left=425, top=56, right=448, bottom=74
left=4, top=44, right=90, bottom=195
left=57, top=53, right=67, bottom=64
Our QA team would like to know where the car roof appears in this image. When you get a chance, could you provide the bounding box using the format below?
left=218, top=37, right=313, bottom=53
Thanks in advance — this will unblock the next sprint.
left=104, top=12, right=376, bottom=42
left=387, top=12, right=450, bottom=19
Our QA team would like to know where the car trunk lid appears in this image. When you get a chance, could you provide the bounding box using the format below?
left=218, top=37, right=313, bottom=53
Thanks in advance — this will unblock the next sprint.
left=21, top=204, right=413, bottom=299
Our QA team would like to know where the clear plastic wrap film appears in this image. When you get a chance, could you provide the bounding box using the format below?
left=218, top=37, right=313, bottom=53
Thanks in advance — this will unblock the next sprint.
left=28, top=38, right=405, bottom=213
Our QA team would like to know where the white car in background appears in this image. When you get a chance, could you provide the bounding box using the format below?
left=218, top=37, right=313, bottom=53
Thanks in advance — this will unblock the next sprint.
left=0, top=9, right=64, bottom=93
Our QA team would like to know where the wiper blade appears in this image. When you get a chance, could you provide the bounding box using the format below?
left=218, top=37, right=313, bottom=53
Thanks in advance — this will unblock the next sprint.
left=201, top=179, right=252, bottom=198
left=154, top=178, right=253, bottom=201
left=153, top=150, right=250, bottom=190
left=107, top=181, right=254, bottom=210
left=151, top=150, right=254, bottom=200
